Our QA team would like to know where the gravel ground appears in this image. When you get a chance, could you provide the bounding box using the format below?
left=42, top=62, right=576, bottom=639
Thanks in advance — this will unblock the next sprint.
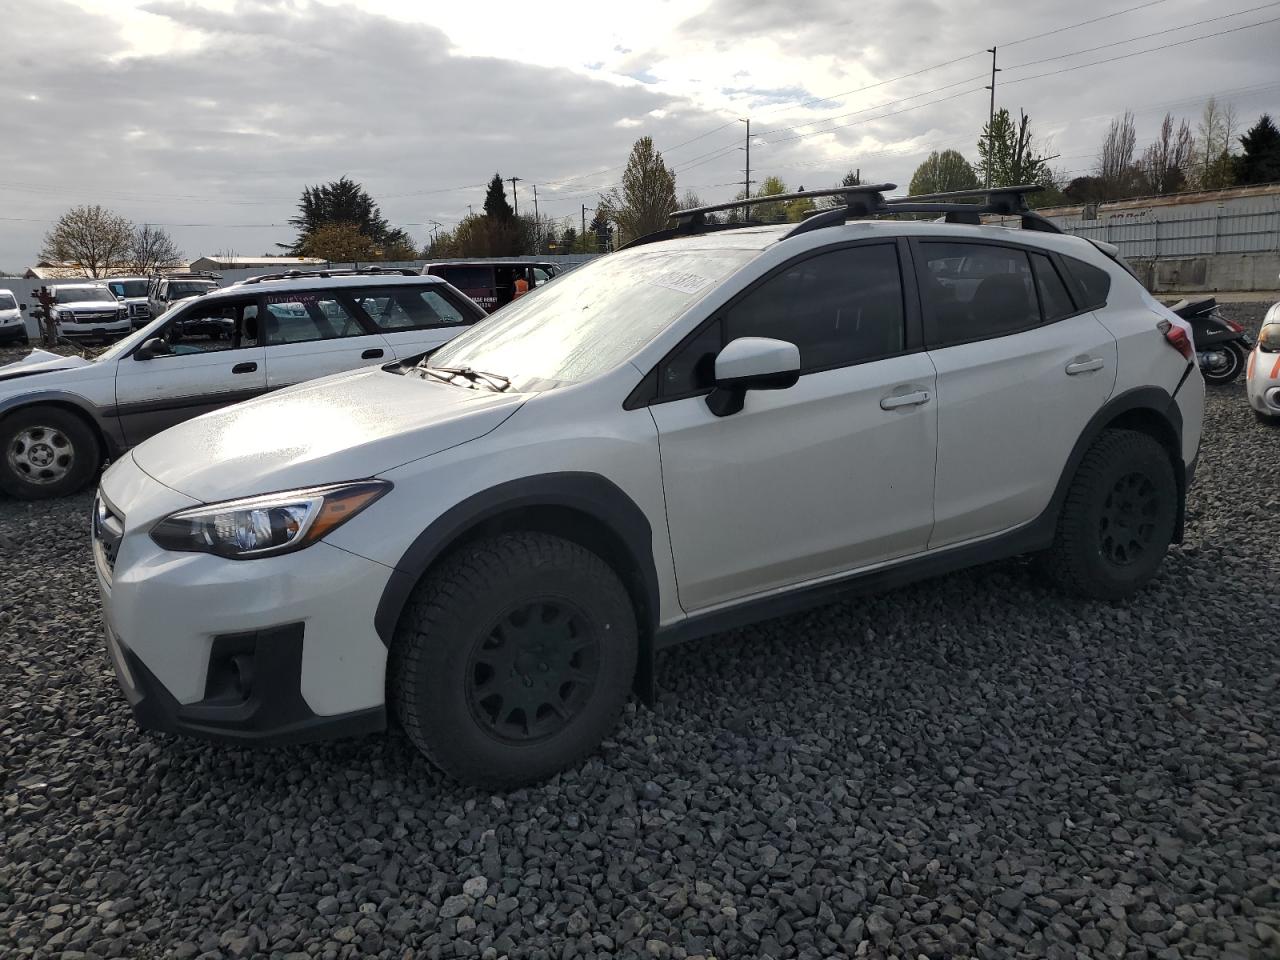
left=2, top=304, right=1279, bottom=960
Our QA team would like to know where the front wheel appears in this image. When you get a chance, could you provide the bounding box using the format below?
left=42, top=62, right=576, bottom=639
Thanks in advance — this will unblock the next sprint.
left=1201, top=341, right=1245, bottom=385
left=389, top=532, right=638, bottom=788
left=0, top=405, right=101, bottom=500
left=1038, top=429, right=1178, bottom=600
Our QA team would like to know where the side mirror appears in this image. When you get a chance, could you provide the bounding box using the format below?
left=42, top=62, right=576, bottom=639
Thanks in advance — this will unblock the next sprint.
left=19, top=303, right=26, bottom=311
left=706, top=336, right=801, bottom=417
left=135, top=337, right=171, bottom=361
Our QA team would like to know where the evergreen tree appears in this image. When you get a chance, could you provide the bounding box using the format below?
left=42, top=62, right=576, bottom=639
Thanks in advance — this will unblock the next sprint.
left=978, top=109, right=1052, bottom=187
left=483, top=173, right=514, bottom=222
left=1236, top=114, right=1280, bottom=185
left=287, top=176, right=410, bottom=257
left=600, top=138, right=677, bottom=244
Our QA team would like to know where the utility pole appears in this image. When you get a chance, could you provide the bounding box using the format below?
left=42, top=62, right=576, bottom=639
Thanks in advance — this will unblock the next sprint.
left=507, top=176, right=522, bottom=216
left=740, top=117, right=751, bottom=220
left=582, top=204, right=587, bottom=246
left=467, top=204, right=473, bottom=217
left=532, top=185, right=539, bottom=221
left=985, top=47, right=1000, bottom=188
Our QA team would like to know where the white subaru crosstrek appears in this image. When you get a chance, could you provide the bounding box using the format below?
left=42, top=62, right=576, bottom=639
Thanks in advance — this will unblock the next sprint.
left=94, top=186, right=1204, bottom=787
left=0, top=269, right=483, bottom=498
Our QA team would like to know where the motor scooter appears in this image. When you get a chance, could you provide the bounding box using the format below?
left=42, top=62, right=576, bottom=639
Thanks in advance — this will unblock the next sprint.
left=1168, top=296, right=1252, bottom=385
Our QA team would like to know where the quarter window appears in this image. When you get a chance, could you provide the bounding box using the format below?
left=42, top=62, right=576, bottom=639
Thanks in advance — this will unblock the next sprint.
left=263, top=293, right=367, bottom=344
left=722, top=244, right=906, bottom=373
left=1061, top=257, right=1112, bottom=309
left=919, top=242, right=1039, bottom=346
left=1030, top=253, right=1077, bottom=321
left=354, top=287, right=472, bottom=331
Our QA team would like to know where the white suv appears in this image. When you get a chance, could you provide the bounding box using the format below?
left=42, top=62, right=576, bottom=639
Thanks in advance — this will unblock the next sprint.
left=46, top=282, right=131, bottom=341
left=94, top=186, right=1204, bottom=788
left=0, top=269, right=483, bottom=498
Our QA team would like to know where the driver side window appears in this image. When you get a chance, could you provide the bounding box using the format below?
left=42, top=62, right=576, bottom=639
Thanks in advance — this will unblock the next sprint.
left=158, top=299, right=258, bottom=356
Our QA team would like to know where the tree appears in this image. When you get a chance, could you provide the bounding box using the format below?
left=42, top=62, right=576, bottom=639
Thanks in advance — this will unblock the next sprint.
left=1095, top=111, right=1140, bottom=200
left=128, top=223, right=184, bottom=275
left=299, top=222, right=380, bottom=262
left=909, top=150, right=980, bottom=195
left=816, top=169, right=865, bottom=209
left=1141, top=113, right=1195, bottom=196
left=589, top=210, right=613, bottom=251
left=753, top=175, right=789, bottom=223
left=288, top=176, right=410, bottom=256
left=601, top=137, right=677, bottom=244
left=558, top=226, right=578, bottom=252
left=39, top=205, right=134, bottom=277
left=1236, top=113, right=1280, bottom=185
left=978, top=108, right=1053, bottom=188
left=483, top=174, right=515, bottom=222
left=1196, top=97, right=1238, bottom=190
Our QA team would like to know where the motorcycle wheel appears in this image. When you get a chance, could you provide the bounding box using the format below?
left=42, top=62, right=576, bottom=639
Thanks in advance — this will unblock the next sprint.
left=1202, top=341, right=1244, bottom=385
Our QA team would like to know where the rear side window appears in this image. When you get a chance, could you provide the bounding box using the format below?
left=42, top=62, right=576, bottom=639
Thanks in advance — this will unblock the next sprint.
left=1030, top=253, right=1077, bottom=321
left=354, top=286, right=473, bottom=331
left=723, top=244, right=906, bottom=373
left=436, top=266, right=493, bottom=291
left=1061, top=257, right=1111, bottom=309
left=919, top=242, right=1039, bottom=347
left=263, top=293, right=367, bottom=344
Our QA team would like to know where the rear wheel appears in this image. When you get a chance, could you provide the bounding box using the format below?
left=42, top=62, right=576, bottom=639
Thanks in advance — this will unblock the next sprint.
left=389, top=532, right=637, bottom=788
left=1201, top=341, right=1244, bottom=385
left=1038, top=429, right=1178, bottom=600
left=0, top=405, right=101, bottom=500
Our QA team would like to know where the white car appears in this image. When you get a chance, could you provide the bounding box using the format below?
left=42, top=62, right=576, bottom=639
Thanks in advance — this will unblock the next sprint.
left=0, top=269, right=484, bottom=498
left=94, top=186, right=1204, bottom=788
left=105, top=276, right=153, bottom=329
left=46, top=283, right=131, bottom=341
left=0, top=288, right=26, bottom=344
left=1246, top=301, right=1280, bottom=421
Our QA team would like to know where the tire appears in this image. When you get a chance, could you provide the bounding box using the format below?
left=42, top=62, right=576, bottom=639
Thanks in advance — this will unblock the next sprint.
left=1201, top=341, right=1244, bottom=385
left=0, top=405, right=102, bottom=500
left=1038, top=429, right=1178, bottom=600
left=389, top=532, right=638, bottom=788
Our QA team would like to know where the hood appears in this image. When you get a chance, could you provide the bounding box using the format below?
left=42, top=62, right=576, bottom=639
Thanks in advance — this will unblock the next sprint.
left=55, top=300, right=120, bottom=313
left=130, top=366, right=527, bottom=503
left=0, top=348, right=93, bottom=383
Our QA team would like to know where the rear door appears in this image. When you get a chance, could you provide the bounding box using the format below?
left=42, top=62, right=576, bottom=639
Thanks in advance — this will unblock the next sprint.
left=113, top=294, right=267, bottom=444
left=350, top=283, right=484, bottom=358
left=260, top=288, right=393, bottom=390
left=915, top=239, right=1118, bottom=548
left=433, top=266, right=497, bottom=313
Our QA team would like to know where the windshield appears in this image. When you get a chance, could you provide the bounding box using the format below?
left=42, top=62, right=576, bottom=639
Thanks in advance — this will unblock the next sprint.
left=0, top=294, right=16, bottom=310
left=168, top=282, right=215, bottom=299
left=426, top=247, right=758, bottom=386
left=108, top=280, right=148, bottom=298
left=55, top=286, right=112, bottom=303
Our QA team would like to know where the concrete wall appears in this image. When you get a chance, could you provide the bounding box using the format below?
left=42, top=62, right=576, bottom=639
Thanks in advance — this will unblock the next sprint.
left=1128, top=252, right=1280, bottom=294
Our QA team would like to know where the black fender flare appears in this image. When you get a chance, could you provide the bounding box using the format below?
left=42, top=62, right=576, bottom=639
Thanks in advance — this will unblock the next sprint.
left=1041, top=383, right=1187, bottom=542
left=0, top=389, right=124, bottom=457
left=374, top=471, right=662, bottom=666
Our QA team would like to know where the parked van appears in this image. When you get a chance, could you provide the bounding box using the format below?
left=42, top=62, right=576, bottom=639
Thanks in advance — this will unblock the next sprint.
left=422, top=260, right=560, bottom=313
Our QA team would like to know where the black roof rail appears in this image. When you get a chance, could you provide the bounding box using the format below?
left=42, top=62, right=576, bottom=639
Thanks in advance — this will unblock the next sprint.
left=237, top=266, right=421, bottom=284
left=154, top=270, right=222, bottom=280
left=620, top=184, right=897, bottom=250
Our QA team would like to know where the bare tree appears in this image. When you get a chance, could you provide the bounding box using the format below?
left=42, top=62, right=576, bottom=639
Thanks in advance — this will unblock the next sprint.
left=1197, top=96, right=1240, bottom=188
left=128, top=223, right=184, bottom=275
left=1141, top=113, right=1195, bottom=195
left=39, top=205, right=134, bottom=277
left=1095, top=111, right=1139, bottom=200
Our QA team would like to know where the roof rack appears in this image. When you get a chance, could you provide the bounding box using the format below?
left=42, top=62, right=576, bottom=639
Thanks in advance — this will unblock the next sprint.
left=155, top=270, right=223, bottom=280
left=237, top=266, right=420, bottom=284
left=622, top=182, right=1061, bottom=249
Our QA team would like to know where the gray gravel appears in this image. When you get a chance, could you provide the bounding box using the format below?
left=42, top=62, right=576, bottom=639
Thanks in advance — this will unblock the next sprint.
left=3, top=304, right=1280, bottom=959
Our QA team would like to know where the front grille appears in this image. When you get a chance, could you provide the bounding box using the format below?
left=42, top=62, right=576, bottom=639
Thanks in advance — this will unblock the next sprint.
left=128, top=303, right=149, bottom=318
left=93, top=494, right=124, bottom=582
left=69, top=311, right=116, bottom=322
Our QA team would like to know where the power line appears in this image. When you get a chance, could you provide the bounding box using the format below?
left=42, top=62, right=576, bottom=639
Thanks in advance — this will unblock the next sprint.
left=1000, top=0, right=1171, bottom=47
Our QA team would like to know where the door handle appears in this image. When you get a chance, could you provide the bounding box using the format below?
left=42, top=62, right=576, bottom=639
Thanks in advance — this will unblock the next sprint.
left=1065, top=357, right=1104, bottom=375
left=361, top=348, right=385, bottom=360
left=231, top=362, right=258, bottom=374
left=880, top=390, right=931, bottom=410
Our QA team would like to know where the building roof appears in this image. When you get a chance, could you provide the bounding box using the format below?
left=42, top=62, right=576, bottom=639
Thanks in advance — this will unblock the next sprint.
left=21, top=261, right=193, bottom=280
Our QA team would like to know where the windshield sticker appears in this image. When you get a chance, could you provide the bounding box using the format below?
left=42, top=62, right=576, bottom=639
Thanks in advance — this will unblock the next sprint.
left=266, top=293, right=320, bottom=305
left=649, top=271, right=712, bottom=295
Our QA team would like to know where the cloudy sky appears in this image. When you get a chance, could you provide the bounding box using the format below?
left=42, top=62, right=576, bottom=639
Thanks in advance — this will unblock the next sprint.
left=1, top=0, right=1277, bottom=270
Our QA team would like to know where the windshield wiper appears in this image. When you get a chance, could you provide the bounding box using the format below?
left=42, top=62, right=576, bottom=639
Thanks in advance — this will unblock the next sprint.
left=417, top=364, right=511, bottom=392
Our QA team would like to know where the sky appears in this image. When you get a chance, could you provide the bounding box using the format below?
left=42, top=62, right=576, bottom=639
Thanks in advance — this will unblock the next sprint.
left=0, top=0, right=1277, bottom=270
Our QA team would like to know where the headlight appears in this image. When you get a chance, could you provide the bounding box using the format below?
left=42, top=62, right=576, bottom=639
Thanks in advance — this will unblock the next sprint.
left=150, top=480, right=390, bottom=559
left=1260, top=324, right=1280, bottom=353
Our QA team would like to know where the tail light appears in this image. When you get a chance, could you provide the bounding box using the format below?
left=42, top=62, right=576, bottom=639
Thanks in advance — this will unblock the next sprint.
left=1225, top=318, right=1244, bottom=333
left=1158, top=319, right=1194, bottom=361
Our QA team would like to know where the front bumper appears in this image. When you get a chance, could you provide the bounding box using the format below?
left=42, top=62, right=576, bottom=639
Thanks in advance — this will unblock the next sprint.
left=97, top=457, right=396, bottom=745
